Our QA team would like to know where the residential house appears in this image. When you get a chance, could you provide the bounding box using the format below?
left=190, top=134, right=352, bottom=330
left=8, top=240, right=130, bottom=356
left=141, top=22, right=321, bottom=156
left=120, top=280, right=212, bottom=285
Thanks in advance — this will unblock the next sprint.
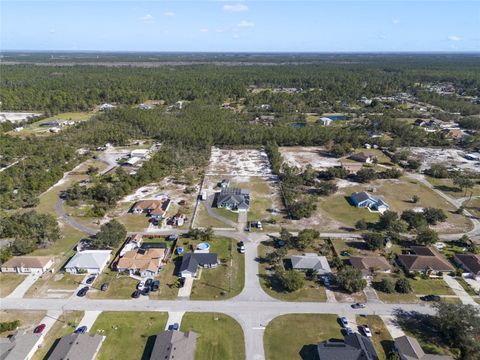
left=340, top=162, right=364, bottom=174
left=454, top=253, right=480, bottom=280
left=320, top=117, right=333, bottom=126
left=130, top=149, right=150, bottom=159
left=64, top=250, right=111, bottom=274
left=47, top=334, right=105, bottom=360
left=131, top=199, right=171, bottom=219
left=394, top=335, right=453, bottom=360
left=179, top=253, right=218, bottom=278
left=99, top=103, right=116, bottom=111
left=150, top=331, right=197, bottom=360
left=0, top=333, right=42, bottom=360
left=349, top=256, right=391, bottom=277
left=116, top=248, right=166, bottom=278
left=350, top=192, right=390, bottom=213
left=317, top=333, right=379, bottom=360
left=216, top=188, right=250, bottom=212
left=290, top=254, right=331, bottom=275
left=349, top=152, right=376, bottom=163
left=397, top=246, right=454, bottom=276
left=1, top=256, right=54, bottom=275
left=124, top=156, right=142, bottom=166
left=119, top=234, right=143, bottom=257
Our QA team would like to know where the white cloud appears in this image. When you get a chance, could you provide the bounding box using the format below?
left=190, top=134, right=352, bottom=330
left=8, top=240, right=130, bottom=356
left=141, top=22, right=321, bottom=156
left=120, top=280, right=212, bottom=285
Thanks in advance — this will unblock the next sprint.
left=392, top=19, right=400, bottom=25
left=200, top=28, right=209, bottom=33
left=139, top=14, right=154, bottom=23
left=164, top=11, right=174, bottom=17
left=447, top=35, right=461, bottom=41
left=237, top=20, right=254, bottom=28
left=222, top=3, right=248, bottom=12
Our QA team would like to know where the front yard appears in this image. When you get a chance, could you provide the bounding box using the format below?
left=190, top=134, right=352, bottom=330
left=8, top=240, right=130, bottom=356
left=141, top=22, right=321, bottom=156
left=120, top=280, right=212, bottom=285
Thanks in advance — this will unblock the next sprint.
left=91, top=311, right=168, bottom=360
left=25, top=272, right=84, bottom=298
left=0, top=273, right=26, bottom=297
left=180, top=312, right=245, bottom=360
left=355, top=315, right=394, bottom=360
left=264, top=314, right=343, bottom=360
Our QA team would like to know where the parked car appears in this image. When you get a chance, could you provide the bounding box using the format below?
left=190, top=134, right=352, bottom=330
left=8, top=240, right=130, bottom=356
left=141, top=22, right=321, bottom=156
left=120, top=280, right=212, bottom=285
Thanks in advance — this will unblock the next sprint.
left=86, top=276, right=96, bottom=285
left=344, top=326, right=354, bottom=335
left=34, top=324, right=46, bottom=334
left=75, top=326, right=87, bottom=334
left=420, top=294, right=441, bottom=302
left=168, top=323, right=179, bottom=331
left=339, top=317, right=349, bottom=328
left=77, top=286, right=89, bottom=297
left=100, top=282, right=109, bottom=292
left=361, top=325, right=372, bottom=337
left=137, top=281, right=145, bottom=290
left=178, top=277, right=185, bottom=288
left=142, top=287, right=150, bottom=296
left=132, top=290, right=141, bottom=298
left=322, top=275, right=330, bottom=286
left=351, top=303, right=366, bottom=309
left=145, top=278, right=153, bottom=288
left=340, top=251, right=351, bottom=257
left=151, top=280, right=160, bottom=292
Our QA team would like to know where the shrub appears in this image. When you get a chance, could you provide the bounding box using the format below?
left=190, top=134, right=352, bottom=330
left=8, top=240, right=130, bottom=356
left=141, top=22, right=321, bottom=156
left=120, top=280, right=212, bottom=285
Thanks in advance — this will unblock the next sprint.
left=378, top=277, right=395, bottom=293
left=395, top=278, right=412, bottom=293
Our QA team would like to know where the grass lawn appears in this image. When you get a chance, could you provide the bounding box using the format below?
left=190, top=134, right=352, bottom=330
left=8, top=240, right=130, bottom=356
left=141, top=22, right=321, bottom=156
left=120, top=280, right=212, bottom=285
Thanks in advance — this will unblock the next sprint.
left=148, top=257, right=180, bottom=300
left=31, top=223, right=84, bottom=256
left=0, top=310, right=46, bottom=336
left=32, top=311, right=84, bottom=360
left=87, top=270, right=138, bottom=299
left=212, top=208, right=239, bottom=223
left=0, top=273, right=26, bottom=297
left=117, top=213, right=149, bottom=232
left=410, top=278, right=455, bottom=296
left=320, top=178, right=473, bottom=234
left=426, top=177, right=480, bottom=199
left=464, top=197, right=480, bottom=218
left=373, top=274, right=418, bottom=303
left=355, top=315, right=394, bottom=360
left=180, top=312, right=245, bottom=360
left=195, top=203, right=233, bottom=228
left=264, top=314, right=343, bottom=360
left=257, top=243, right=327, bottom=302
left=91, top=311, right=167, bottom=360
left=190, top=237, right=245, bottom=300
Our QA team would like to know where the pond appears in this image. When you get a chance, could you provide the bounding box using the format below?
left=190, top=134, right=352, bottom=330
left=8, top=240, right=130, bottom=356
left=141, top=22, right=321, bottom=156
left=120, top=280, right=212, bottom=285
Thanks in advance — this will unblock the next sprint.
left=289, top=123, right=307, bottom=128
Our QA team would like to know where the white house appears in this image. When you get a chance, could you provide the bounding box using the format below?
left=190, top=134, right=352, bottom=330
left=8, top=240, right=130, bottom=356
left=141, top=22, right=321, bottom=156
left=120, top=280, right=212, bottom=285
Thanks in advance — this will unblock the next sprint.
left=319, top=117, right=333, bottom=126
left=130, top=149, right=150, bottom=159
left=1, top=256, right=54, bottom=275
left=64, top=250, right=111, bottom=274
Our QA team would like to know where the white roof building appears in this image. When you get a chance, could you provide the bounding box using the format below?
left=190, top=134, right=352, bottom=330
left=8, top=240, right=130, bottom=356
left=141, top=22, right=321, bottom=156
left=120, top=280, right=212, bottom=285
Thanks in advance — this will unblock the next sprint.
left=130, top=149, right=150, bottom=159
left=290, top=253, right=331, bottom=274
left=64, top=250, right=111, bottom=274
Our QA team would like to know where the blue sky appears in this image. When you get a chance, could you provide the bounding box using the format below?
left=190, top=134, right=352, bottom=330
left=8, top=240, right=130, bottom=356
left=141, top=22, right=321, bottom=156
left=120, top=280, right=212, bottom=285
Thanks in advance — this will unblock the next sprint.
left=1, top=1, right=479, bottom=52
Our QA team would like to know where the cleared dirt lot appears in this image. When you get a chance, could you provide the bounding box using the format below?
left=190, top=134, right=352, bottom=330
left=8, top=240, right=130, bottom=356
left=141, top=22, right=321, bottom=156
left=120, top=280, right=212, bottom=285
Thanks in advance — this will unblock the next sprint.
left=405, top=147, right=478, bottom=171
left=206, top=147, right=273, bottom=176
left=279, top=146, right=341, bottom=170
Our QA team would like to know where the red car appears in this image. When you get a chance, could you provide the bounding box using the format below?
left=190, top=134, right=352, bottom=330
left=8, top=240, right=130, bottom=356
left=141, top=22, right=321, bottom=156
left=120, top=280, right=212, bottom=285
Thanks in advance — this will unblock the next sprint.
left=34, top=324, right=46, bottom=334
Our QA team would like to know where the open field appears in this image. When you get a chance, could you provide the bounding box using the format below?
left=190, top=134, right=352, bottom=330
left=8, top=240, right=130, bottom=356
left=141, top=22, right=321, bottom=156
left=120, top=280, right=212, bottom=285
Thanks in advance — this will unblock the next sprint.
left=0, top=273, right=27, bottom=297
left=206, top=147, right=273, bottom=176
left=464, top=197, right=480, bottom=218
left=180, top=312, right=245, bottom=360
left=319, top=177, right=472, bottom=233
left=264, top=314, right=343, bottom=360
left=0, top=310, right=46, bottom=336
left=280, top=146, right=341, bottom=170
left=32, top=311, right=84, bottom=360
left=355, top=315, right=394, bottom=360
left=91, top=311, right=168, bottom=360
left=190, top=237, right=245, bottom=300
left=258, top=242, right=327, bottom=302
left=405, top=147, right=478, bottom=171
left=426, top=177, right=480, bottom=199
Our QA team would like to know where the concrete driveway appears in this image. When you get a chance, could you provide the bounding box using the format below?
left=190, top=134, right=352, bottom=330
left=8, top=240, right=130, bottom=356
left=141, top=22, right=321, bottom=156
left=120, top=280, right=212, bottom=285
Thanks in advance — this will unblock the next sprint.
left=6, top=273, right=39, bottom=299
left=177, top=277, right=194, bottom=298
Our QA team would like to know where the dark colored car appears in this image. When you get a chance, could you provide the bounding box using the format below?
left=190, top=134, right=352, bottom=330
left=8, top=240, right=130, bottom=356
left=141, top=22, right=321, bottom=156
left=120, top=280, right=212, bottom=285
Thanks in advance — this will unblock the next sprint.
left=351, top=303, right=366, bottom=309
left=142, top=287, right=150, bottom=296
left=145, top=278, right=153, bottom=288
left=178, top=278, right=185, bottom=288
left=132, top=290, right=141, bottom=298
left=77, top=286, right=89, bottom=297
left=168, top=323, right=179, bottom=331
left=86, top=276, right=96, bottom=285
left=420, top=294, right=441, bottom=302
left=75, top=326, right=87, bottom=334
left=100, top=282, right=109, bottom=292
left=34, top=324, right=46, bottom=334
left=151, top=280, right=160, bottom=292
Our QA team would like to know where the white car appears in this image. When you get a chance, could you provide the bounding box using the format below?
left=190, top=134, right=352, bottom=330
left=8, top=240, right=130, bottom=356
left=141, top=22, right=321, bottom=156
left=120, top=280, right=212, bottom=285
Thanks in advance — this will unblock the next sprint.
left=239, top=246, right=245, bottom=254
left=339, top=317, right=349, bottom=328
left=362, top=325, right=372, bottom=337
left=434, top=242, right=446, bottom=250
left=344, top=326, right=354, bottom=335
left=137, top=281, right=145, bottom=290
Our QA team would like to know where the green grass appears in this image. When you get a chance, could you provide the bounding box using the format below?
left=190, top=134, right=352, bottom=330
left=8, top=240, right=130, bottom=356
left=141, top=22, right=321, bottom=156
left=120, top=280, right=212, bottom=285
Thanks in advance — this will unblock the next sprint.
left=32, top=311, right=84, bottom=360
left=117, top=213, right=149, bottom=232
left=31, top=224, right=84, bottom=256
left=427, top=177, right=480, bottom=199
left=0, top=273, right=26, bottom=297
left=195, top=203, right=233, bottom=228
left=190, top=237, right=245, bottom=300
left=264, top=314, right=343, bottom=360
left=356, top=315, right=394, bottom=360
left=257, top=243, right=327, bottom=302
left=148, top=257, right=181, bottom=300
left=91, top=311, right=168, bottom=360
left=212, top=208, right=239, bottom=223
left=87, top=270, right=138, bottom=299
left=180, top=312, right=245, bottom=360
left=410, top=278, right=455, bottom=295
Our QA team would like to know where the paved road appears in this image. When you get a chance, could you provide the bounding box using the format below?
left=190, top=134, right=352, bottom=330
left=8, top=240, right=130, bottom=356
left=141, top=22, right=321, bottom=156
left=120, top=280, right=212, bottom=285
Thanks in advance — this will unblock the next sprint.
left=55, top=198, right=97, bottom=236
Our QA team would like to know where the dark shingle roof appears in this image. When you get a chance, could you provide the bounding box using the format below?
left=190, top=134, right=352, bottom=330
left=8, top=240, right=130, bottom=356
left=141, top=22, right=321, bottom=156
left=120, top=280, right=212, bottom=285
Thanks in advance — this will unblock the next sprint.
left=317, top=334, right=378, bottom=360
left=179, top=253, right=218, bottom=274
left=454, top=253, right=480, bottom=274
left=150, top=331, right=197, bottom=360
left=47, top=334, right=105, bottom=360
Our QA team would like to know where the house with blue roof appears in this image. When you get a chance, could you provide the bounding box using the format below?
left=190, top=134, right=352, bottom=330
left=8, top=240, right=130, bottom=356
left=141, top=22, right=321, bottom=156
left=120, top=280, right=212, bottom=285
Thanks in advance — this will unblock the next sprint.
left=350, top=191, right=389, bottom=213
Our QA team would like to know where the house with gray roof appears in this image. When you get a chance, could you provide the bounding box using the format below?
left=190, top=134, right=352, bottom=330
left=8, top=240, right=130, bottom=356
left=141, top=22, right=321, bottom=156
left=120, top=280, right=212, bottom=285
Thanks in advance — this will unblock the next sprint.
left=350, top=191, right=389, bottom=213
left=64, top=250, right=111, bottom=274
left=0, top=333, right=41, bottom=360
left=179, top=253, right=218, bottom=278
left=453, top=253, right=480, bottom=280
left=150, top=331, right=197, bottom=360
left=394, top=335, right=453, bottom=360
left=290, top=253, right=331, bottom=274
left=47, top=334, right=105, bottom=360
left=317, top=333, right=379, bottom=360
left=216, top=188, right=250, bottom=212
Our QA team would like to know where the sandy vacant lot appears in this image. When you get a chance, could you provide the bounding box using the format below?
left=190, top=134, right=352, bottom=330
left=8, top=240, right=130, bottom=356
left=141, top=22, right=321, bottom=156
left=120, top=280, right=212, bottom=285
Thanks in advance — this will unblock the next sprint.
left=207, top=147, right=273, bottom=176
left=405, top=147, right=478, bottom=171
left=0, top=111, right=42, bottom=123
left=280, top=146, right=341, bottom=170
